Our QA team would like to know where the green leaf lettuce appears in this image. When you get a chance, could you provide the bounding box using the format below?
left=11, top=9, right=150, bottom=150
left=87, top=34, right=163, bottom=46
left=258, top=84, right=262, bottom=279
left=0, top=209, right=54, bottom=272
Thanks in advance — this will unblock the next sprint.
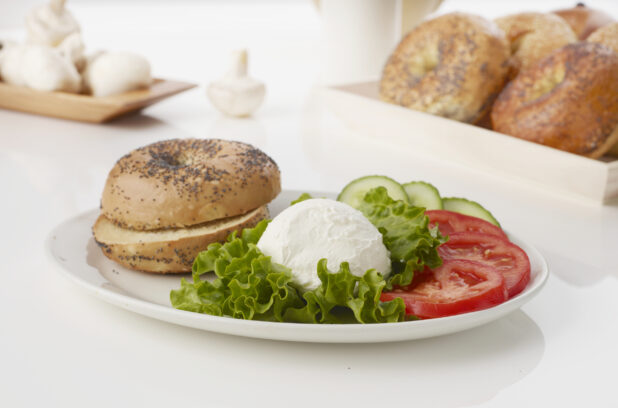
left=358, top=187, right=446, bottom=289
left=170, top=187, right=445, bottom=323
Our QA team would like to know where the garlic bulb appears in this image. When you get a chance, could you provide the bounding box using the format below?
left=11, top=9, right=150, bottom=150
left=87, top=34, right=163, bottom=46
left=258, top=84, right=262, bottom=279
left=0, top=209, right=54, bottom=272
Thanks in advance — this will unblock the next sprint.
left=0, top=40, right=15, bottom=82
left=26, top=0, right=80, bottom=47
left=57, top=32, right=85, bottom=72
left=83, top=51, right=152, bottom=97
left=0, top=43, right=81, bottom=93
left=207, top=49, right=266, bottom=117
left=0, top=43, right=26, bottom=87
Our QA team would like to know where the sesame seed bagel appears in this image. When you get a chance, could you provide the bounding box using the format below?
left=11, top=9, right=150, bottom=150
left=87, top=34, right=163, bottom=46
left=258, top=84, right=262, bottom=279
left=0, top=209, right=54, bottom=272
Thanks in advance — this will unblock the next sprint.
left=93, top=206, right=269, bottom=273
left=495, top=12, right=577, bottom=78
left=101, top=139, right=281, bottom=230
left=491, top=42, right=618, bottom=158
left=553, top=3, right=615, bottom=40
left=587, top=23, right=618, bottom=157
left=380, top=12, right=510, bottom=124
left=588, top=22, right=618, bottom=54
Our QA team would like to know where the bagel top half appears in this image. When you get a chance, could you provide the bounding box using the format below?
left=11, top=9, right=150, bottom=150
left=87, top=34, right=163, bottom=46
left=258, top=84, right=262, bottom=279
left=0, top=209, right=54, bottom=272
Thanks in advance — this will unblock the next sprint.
left=101, top=138, right=281, bottom=231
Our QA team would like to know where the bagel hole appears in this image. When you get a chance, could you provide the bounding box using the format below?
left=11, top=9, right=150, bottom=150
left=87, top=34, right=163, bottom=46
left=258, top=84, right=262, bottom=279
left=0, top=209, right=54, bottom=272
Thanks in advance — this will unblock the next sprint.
left=510, top=36, right=524, bottom=54
left=407, top=46, right=440, bottom=79
left=150, top=151, right=190, bottom=168
left=525, top=65, right=566, bottom=103
left=509, top=30, right=531, bottom=55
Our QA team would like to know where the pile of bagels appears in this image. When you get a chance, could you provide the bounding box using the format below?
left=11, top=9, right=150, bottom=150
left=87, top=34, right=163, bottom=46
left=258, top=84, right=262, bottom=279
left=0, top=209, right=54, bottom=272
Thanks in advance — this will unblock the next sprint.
left=380, top=3, right=618, bottom=159
left=93, top=139, right=281, bottom=273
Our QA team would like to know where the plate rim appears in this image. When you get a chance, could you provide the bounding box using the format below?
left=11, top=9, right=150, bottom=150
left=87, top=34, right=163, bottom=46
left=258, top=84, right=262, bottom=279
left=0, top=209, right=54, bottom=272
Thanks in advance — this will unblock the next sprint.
left=45, top=198, right=549, bottom=343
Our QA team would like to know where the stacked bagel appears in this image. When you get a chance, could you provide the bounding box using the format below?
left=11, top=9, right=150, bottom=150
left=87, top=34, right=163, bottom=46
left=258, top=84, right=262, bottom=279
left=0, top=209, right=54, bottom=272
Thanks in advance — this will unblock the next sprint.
left=93, top=139, right=281, bottom=273
left=380, top=4, right=618, bottom=158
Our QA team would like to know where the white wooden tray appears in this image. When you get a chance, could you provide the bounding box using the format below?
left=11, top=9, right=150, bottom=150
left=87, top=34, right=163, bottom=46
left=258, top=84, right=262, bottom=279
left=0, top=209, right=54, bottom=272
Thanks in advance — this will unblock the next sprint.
left=323, top=81, right=618, bottom=204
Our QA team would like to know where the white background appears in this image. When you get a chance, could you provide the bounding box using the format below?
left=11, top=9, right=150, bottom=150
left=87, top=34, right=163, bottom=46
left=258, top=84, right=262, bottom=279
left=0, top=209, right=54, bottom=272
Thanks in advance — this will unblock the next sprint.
left=1, top=1, right=618, bottom=407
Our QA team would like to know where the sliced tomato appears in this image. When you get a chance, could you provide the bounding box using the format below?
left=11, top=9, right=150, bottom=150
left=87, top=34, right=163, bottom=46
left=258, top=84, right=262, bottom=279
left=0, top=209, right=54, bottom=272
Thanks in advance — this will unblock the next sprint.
left=426, top=210, right=508, bottom=240
left=438, top=232, right=531, bottom=298
left=381, top=259, right=508, bottom=319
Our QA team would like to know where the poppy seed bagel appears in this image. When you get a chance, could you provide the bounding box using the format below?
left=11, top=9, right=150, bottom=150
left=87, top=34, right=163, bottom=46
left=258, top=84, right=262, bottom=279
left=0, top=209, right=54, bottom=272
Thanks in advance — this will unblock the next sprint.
left=553, top=3, right=615, bottom=40
left=491, top=42, right=618, bottom=158
left=587, top=22, right=618, bottom=54
left=380, top=12, right=510, bottom=124
left=94, top=138, right=280, bottom=273
left=495, top=12, right=577, bottom=77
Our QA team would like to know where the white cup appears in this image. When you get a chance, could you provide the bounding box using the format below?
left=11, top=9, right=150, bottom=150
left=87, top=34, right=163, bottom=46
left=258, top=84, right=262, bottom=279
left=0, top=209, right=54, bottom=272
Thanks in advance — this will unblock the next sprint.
left=318, top=0, right=443, bottom=84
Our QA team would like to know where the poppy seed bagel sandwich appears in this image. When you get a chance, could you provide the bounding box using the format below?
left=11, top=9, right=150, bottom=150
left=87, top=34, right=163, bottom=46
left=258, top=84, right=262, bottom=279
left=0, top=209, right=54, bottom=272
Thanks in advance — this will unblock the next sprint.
left=93, top=138, right=281, bottom=273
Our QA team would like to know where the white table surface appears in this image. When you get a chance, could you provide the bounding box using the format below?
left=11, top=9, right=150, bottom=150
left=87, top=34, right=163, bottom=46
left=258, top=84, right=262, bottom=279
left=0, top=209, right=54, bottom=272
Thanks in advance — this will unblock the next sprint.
left=2, top=1, right=618, bottom=407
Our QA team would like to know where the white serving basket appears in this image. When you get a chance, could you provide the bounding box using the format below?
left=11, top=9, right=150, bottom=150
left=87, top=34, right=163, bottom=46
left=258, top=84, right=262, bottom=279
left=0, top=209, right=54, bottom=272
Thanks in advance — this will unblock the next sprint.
left=323, top=81, right=618, bottom=204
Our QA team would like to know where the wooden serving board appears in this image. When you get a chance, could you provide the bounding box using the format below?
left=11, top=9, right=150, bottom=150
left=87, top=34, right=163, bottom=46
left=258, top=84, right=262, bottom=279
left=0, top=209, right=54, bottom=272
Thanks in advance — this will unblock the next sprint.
left=323, top=81, right=618, bottom=204
left=0, top=78, right=197, bottom=123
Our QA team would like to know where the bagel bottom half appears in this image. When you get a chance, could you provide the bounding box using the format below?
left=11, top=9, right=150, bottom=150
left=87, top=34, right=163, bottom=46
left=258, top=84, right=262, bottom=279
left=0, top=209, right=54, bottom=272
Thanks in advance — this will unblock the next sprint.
left=93, top=206, right=269, bottom=273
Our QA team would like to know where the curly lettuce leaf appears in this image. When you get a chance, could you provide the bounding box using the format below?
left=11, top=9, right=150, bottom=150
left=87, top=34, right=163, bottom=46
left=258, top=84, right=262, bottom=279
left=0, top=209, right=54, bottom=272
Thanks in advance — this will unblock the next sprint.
left=170, top=187, right=443, bottom=323
left=283, top=260, right=405, bottom=323
left=171, top=220, right=305, bottom=321
left=290, top=192, right=314, bottom=205
left=170, top=220, right=405, bottom=323
left=358, top=187, right=446, bottom=289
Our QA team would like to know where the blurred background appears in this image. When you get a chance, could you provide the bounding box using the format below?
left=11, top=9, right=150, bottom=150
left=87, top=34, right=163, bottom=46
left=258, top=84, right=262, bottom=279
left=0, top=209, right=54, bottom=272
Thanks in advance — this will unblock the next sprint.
left=2, top=0, right=617, bottom=87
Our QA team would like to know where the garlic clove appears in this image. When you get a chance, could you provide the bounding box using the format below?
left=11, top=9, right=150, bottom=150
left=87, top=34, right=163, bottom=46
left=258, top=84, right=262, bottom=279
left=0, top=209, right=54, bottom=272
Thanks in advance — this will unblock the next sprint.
left=0, top=43, right=81, bottom=93
left=21, top=44, right=81, bottom=93
left=83, top=51, right=152, bottom=97
left=26, top=0, right=80, bottom=47
left=207, top=49, right=266, bottom=117
left=0, top=43, right=29, bottom=87
left=57, top=32, right=85, bottom=72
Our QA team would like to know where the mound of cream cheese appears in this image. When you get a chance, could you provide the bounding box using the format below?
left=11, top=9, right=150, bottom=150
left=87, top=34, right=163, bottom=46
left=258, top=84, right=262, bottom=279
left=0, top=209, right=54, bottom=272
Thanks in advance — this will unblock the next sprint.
left=257, top=198, right=391, bottom=291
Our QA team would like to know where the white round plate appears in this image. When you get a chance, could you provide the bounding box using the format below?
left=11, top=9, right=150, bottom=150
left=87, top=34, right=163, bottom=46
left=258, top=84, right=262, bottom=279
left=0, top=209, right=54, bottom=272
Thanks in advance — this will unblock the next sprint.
left=46, top=190, right=549, bottom=343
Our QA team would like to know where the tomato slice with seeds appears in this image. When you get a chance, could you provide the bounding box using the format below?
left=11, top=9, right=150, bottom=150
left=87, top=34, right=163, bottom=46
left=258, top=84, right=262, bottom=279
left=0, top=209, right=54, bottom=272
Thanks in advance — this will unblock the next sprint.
left=426, top=210, right=508, bottom=240
left=438, top=232, right=531, bottom=298
left=381, top=259, right=508, bottom=319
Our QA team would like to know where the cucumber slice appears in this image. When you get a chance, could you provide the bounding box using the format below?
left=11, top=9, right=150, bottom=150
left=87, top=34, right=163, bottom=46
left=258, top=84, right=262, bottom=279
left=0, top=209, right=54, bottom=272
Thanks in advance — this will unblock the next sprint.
left=442, top=197, right=501, bottom=227
left=402, top=181, right=443, bottom=210
left=337, top=175, right=408, bottom=209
